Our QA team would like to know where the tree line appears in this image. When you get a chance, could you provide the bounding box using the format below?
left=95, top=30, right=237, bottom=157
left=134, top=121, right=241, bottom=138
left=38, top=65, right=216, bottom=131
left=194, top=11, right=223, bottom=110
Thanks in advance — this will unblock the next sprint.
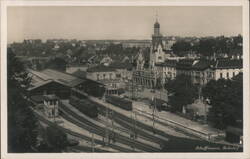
left=171, top=35, right=242, bottom=57
left=165, top=73, right=243, bottom=130
left=7, top=48, right=72, bottom=152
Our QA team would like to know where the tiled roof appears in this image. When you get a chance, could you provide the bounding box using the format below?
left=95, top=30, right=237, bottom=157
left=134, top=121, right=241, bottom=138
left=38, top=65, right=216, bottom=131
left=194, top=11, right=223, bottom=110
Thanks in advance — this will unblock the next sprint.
left=109, top=62, right=133, bottom=70
left=215, top=59, right=242, bottom=69
left=99, top=79, right=121, bottom=84
left=71, top=70, right=87, bottom=78
left=192, top=60, right=212, bottom=71
left=29, top=69, right=85, bottom=87
left=176, top=59, right=195, bottom=70
left=87, top=65, right=116, bottom=73
left=155, top=60, right=177, bottom=67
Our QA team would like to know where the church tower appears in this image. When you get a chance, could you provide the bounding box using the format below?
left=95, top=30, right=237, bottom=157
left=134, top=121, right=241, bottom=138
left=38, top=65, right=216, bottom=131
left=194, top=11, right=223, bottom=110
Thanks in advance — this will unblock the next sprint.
left=150, top=15, right=165, bottom=68
left=152, top=17, right=163, bottom=50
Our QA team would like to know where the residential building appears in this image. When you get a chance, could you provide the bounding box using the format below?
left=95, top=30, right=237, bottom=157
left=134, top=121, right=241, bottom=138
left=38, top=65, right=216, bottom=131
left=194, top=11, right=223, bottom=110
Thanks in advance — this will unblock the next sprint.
left=155, top=59, right=177, bottom=82
left=86, top=65, right=117, bottom=81
left=86, top=63, right=132, bottom=95
left=212, top=58, right=243, bottom=80
left=176, top=59, right=195, bottom=77
left=191, top=60, right=214, bottom=85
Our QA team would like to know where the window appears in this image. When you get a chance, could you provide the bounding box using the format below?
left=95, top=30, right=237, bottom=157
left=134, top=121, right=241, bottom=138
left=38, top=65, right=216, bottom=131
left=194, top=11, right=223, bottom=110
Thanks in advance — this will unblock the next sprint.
left=103, top=74, right=106, bottom=79
left=109, top=73, right=112, bottom=79
left=227, top=72, right=229, bottom=78
left=220, top=73, right=223, bottom=78
left=233, top=72, right=235, bottom=77
left=97, top=74, right=100, bottom=80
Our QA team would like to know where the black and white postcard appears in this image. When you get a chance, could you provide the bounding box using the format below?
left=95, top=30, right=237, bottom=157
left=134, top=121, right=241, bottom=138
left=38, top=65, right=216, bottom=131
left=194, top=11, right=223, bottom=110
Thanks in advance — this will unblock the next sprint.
left=1, top=0, right=249, bottom=159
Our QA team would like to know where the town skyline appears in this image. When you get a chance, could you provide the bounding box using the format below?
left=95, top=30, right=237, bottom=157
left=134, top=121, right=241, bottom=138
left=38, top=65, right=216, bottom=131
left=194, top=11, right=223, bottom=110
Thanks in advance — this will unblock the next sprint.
left=7, top=6, right=242, bottom=43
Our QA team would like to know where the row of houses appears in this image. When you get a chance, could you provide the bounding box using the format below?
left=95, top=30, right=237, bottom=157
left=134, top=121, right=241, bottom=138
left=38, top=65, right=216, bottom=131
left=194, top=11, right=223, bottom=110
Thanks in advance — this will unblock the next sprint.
left=155, top=58, right=243, bottom=86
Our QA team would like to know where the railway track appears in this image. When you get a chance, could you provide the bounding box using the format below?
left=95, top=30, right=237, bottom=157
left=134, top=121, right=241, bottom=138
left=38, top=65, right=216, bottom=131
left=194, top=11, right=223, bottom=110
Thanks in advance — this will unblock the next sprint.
left=59, top=101, right=161, bottom=152
left=71, top=89, right=200, bottom=140
left=97, top=108, right=169, bottom=145
left=32, top=108, right=134, bottom=152
left=70, top=145, right=111, bottom=152
left=97, top=102, right=196, bottom=140
left=60, top=110, right=136, bottom=152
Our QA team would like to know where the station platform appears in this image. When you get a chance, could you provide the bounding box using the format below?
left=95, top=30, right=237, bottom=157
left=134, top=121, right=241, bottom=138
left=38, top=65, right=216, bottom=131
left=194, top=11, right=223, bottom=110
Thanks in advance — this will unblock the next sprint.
left=133, top=101, right=225, bottom=140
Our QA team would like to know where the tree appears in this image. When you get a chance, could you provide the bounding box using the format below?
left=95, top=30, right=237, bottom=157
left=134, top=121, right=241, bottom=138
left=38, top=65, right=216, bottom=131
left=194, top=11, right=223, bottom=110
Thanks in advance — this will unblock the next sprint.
left=46, top=57, right=67, bottom=72
left=7, top=48, right=38, bottom=152
left=45, top=126, right=68, bottom=152
left=171, top=41, right=192, bottom=57
left=198, top=38, right=216, bottom=57
left=165, top=74, right=198, bottom=112
left=202, top=73, right=243, bottom=129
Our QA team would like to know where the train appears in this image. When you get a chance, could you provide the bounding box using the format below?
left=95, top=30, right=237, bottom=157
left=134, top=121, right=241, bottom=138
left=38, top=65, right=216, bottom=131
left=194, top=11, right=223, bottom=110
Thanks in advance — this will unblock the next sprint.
left=69, top=95, right=98, bottom=118
left=105, top=95, right=132, bottom=111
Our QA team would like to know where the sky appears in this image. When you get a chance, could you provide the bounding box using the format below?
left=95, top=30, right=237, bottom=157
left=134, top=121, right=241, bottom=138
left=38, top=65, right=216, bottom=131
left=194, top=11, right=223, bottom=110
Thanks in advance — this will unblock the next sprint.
left=7, top=6, right=242, bottom=43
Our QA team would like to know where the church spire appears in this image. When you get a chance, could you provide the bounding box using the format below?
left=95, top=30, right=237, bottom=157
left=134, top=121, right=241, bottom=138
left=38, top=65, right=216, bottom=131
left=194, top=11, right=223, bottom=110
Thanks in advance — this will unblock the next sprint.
left=155, top=11, right=158, bottom=22
left=154, top=12, right=160, bottom=35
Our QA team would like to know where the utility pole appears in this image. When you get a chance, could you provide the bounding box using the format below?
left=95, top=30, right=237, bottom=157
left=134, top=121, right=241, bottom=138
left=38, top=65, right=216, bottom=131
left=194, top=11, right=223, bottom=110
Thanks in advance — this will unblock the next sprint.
left=110, top=110, right=115, bottom=143
left=152, top=96, right=156, bottom=134
left=134, top=111, right=137, bottom=139
left=105, top=106, right=109, bottom=146
left=102, top=89, right=109, bottom=146
left=92, top=133, right=95, bottom=150
left=205, top=98, right=209, bottom=124
left=53, top=97, right=56, bottom=123
left=130, top=112, right=136, bottom=151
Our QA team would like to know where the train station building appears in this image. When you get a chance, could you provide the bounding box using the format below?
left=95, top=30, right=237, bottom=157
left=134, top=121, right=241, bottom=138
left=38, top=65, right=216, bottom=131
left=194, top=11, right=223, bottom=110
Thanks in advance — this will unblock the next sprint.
left=28, top=68, right=105, bottom=99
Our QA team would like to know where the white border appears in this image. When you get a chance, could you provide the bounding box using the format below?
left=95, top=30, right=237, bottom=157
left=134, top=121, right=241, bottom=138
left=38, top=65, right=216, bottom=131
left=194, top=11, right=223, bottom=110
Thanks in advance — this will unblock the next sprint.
left=1, top=0, right=249, bottom=159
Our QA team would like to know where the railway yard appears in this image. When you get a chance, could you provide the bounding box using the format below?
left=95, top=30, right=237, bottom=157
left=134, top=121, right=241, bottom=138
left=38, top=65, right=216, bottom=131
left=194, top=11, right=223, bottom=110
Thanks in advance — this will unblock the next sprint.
left=32, top=89, right=242, bottom=152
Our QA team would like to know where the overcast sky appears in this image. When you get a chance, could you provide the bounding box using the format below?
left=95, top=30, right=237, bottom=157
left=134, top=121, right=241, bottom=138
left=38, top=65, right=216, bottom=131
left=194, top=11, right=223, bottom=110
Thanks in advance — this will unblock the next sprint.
left=7, top=6, right=242, bottom=43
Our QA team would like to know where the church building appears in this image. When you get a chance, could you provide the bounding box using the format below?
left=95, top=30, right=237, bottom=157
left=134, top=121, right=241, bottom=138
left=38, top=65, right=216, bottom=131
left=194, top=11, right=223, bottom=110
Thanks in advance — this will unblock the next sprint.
left=132, top=18, right=166, bottom=88
left=149, top=18, right=166, bottom=68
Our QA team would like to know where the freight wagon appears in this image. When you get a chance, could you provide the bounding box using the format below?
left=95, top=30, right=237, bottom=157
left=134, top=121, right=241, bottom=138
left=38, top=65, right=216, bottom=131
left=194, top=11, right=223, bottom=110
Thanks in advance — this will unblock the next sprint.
left=69, top=95, right=98, bottom=118
left=105, top=95, right=132, bottom=111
